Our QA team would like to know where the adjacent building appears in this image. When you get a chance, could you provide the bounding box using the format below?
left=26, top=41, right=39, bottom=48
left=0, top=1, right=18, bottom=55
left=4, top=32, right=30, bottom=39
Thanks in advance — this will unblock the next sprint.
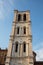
left=0, top=48, right=7, bottom=65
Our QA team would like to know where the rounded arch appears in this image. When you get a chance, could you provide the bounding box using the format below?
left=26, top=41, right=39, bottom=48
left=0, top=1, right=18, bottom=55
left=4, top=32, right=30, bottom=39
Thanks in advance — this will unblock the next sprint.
left=15, top=41, right=18, bottom=52
left=23, top=41, right=26, bottom=52
left=23, top=26, right=26, bottom=34
left=17, top=26, right=20, bottom=34
left=23, top=14, right=26, bottom=21
left=15, top=41, right=18, bottom=44
left=23, top=41, right=26, bottom=44
left=18, top=14, right=21, bottom=21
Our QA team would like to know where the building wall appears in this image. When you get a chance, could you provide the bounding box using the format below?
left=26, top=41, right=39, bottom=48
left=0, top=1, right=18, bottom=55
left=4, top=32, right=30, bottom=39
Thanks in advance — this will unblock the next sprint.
left=0, top=48, right=7, bottom=65
left=0, top=48, right=36, bottom=65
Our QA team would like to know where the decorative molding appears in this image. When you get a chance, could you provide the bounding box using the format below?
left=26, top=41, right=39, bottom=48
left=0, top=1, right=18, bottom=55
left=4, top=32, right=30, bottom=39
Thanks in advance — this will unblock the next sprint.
left=13, top=21, right=31, bottom=24
left=15, top=35, right=32, bottom=37
left=6, top=55, right=33, bottom=59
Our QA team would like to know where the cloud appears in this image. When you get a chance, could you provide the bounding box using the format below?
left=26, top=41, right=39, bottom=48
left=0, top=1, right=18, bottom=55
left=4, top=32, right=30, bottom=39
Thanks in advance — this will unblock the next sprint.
left=8, top=0, right=14, bottom=6
left=36, top=48, right=43, bottom=61
left=34, top=42, right=43, bottom=61
left=0, top=0, right=3, bottom=7
left=0, top=0, right=14, bottom=20
left=0, top=1, right=4, bottom=19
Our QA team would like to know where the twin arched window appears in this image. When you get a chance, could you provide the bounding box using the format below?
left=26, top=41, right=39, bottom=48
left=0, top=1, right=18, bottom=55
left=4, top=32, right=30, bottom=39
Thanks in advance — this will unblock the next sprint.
left=18, top=14, right=26, bottom=21
left=17, top=26, right=26, bottom=34
left=15, top=41, right=26, bottom=52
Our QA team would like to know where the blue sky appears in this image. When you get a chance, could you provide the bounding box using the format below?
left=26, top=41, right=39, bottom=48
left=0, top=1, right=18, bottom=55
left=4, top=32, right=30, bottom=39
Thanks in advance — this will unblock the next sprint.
left=0, top=0, right=43, bottom=61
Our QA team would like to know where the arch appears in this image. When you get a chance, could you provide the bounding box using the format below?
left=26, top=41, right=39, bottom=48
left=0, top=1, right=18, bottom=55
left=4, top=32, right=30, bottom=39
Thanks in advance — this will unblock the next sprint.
left=17, top=27, right=19, bottom=34
left=23, top=14, right=26, bottom=21
left=18, top=14, right=21, bottom=21
left=23, top=26, right=26, bottom=34
left=23, top=42, right=26, bottom=52
left=15, top=41, right=18, bottom=52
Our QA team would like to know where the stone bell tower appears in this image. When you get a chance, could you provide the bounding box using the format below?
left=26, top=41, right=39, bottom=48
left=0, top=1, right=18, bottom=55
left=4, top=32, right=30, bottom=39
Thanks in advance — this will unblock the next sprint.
left=5, top=10, right=34, bottom=65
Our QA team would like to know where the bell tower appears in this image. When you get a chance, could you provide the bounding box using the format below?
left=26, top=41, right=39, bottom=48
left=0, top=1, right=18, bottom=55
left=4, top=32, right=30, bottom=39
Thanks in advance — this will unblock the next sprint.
left=5, top=10, right=34, bottom=65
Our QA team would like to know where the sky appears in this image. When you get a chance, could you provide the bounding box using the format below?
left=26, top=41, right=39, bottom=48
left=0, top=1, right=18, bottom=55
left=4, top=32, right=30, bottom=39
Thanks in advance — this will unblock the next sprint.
left=0, top=0, right=43, bottom=61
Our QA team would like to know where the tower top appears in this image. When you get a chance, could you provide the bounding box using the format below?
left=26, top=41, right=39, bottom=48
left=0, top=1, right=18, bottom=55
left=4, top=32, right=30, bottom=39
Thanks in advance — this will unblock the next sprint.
left=14, top=10, right=30, bottom=13
left=13, top=10, right=30, bottom=22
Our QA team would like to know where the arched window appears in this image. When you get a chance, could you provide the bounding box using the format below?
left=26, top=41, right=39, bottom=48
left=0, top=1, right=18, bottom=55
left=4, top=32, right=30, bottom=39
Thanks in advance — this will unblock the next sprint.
left=24, top=27, right=26, bottom=34
left=17, top=27, right=19, bottom=34
left=15, top=42, right=18, bottom=52
left=18, top=14, right=21, bottom=21
left=23, top=14, right=26, bottom=21
left=23, top=42, right=26, bottom=52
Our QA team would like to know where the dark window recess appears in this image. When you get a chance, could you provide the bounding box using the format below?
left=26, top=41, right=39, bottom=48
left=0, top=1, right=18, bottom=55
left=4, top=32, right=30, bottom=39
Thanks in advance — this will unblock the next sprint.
left=4, top=55, right=6, bottom=61
left=23, top=43, right=26, bottom=52
left=18, top=14, right=21, bottom=21
left=15, top=43, right=18, bottom=52
left=17, top=27, right=19, bottom=34
left=24, top=27, right=26, bottom=34
left=23, top=14, right=26, bottom=21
